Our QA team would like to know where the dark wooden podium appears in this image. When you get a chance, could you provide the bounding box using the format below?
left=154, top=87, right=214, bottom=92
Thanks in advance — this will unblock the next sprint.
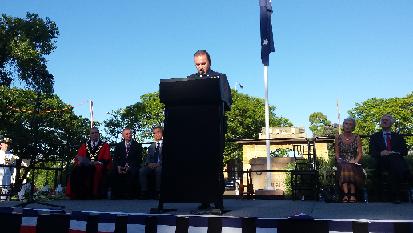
left=156, top=77, right=231, bottom=211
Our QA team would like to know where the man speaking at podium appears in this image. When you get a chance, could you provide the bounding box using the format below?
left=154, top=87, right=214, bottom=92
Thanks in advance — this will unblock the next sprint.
left=188, top=50, right=232, bottom=111
left=187, top=50, right=232, bottom=211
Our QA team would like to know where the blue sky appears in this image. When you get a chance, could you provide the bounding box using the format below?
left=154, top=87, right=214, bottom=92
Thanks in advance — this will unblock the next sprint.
left=3, top=1, right=413, bottom=136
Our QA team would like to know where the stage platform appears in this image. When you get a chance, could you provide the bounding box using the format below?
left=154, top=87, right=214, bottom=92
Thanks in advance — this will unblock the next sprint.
left=1, top=199, right=413, bottom=220
left=2, top=199, right=413, bottom=233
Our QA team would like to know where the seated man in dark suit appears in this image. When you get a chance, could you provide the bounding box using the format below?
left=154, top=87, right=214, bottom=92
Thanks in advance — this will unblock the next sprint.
left=369, top=114, right=411, bottom=203
left=111, top=128, right=143, bottom=199
left=139, top=126, right=163, bottom=199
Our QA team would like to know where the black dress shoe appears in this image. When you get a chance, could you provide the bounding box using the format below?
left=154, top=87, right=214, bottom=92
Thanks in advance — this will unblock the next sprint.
left=198, top=203, right=211, bottom=210
left=214, top=205, right=224, bottom=211
left=214, top=202, right=224, bottom=210
left=214, top=199, right=224, bottom=210
left=139, top=192, right=150, bottom=200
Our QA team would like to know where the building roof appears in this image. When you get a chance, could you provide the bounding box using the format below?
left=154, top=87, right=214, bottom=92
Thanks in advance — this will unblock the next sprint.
left=232, top=137, right=335, bottom=145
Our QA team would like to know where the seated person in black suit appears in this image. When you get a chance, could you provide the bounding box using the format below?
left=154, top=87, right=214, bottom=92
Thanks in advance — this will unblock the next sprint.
left=139, top=126, right=163, bottom=199
left=111, top=128, right=143, bottom=199
left=369, top=114, right=411, bottom=203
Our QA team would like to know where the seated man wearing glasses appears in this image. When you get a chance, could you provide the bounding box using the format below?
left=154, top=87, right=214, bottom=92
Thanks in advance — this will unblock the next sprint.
left=369, top=114, right=411, bottom=203
left=139, top=126, right=164, bottom=199
left=112, top=128, right=143, bottom=199
left=67, top=127, right=112, bottom=199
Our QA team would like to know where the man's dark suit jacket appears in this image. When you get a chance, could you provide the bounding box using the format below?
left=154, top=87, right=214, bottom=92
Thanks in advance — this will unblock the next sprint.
left=113, top=140, right=143, bottom=169
left=187, top=69, right=232, bottom=111
left=369, top=131, right=410, bottom=199
left=144, top=142, right=162, bottom=166
left=187, top=70, right=231, bottom=208
left=369, top=132, right=408, bottom=158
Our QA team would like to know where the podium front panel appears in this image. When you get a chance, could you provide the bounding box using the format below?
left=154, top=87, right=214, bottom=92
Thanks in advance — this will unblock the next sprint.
left=159, top=78, right=223, bottom=106
left=160, top=104, right=224, bottom=203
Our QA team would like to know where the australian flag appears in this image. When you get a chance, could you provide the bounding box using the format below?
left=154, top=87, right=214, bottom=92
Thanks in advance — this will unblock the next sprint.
left=260, top=0, right=275, bottom=66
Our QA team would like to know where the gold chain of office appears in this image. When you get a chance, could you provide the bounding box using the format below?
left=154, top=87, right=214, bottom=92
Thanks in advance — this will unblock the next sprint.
left=86, top=143, right=104, bottom=160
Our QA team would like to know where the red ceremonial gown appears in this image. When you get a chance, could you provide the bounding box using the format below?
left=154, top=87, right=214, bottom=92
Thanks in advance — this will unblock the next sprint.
left=66, top=140, right=112, bottom=199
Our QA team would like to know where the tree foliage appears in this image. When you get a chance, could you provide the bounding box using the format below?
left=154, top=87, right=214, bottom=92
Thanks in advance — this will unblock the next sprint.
left=0, top=12, right=59, bottom=94
left=308, top=112, right=338, bottom=137
left=0, top=86, right=91, bottom=190
left=226, top=90, right=292, bottom=140
left=224, top=90, right=292, bottom=163
left=104, top=90, right=293, bottom=163
left=348, top=92, right=413, bottom=148
left=104, top=92, right=164, bottom=143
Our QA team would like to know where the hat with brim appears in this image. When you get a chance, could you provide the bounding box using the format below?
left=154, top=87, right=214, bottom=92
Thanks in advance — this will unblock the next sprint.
left=0, top=137, right=11, bottom=144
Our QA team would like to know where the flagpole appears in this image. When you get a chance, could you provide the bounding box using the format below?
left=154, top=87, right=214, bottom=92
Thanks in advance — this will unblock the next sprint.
left=259, top=0, right=275, bottom=190
left=89, top=100, right=94, bottom=128
left=264, top=65, right=272, bottom=190
left=337, top=99, right=341, bottom=134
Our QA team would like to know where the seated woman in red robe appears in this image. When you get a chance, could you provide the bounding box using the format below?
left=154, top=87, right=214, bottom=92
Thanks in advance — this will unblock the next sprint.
left=66, top=127, right=112, bottom=199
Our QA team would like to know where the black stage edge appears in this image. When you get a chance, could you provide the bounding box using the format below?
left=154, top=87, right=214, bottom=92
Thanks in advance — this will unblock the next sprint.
left=149, top=202, right=177, bottom=214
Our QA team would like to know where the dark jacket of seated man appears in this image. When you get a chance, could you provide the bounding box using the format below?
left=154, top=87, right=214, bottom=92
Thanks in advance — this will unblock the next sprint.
left=369, top=114, right=410, bottom=202
left=139, top=126, right=163, bottom=198
left=112, top=131, right=143, bottom=199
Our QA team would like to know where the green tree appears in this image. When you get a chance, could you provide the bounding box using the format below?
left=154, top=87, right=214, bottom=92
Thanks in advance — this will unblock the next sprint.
left=224, top=90, right=292, bottom=163
left=348, top=92, right=413, bottom=149
left=227, top=90, right=292, bottom=140
left=309, top=112, right=338, bottom=137
left=104, top=90, right=293, bottom=163
left=0, top=86, right=90, bottom=192
left=0, top=13, right=59, bottom=94
left=104, top=92, right=164, bottom=143
left=138, top=92, right=165, bottom=138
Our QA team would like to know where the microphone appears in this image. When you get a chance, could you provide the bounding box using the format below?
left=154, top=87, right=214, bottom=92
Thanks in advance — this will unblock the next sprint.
left=198, top=70, right=204, bottom=77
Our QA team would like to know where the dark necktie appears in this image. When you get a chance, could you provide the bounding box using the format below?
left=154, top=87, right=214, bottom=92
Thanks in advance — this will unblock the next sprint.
left=154, top=142, right=160, bottom=163
left=386, top=133, right=392, bottom=151
left=125, top=143, right=130, bottom=155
